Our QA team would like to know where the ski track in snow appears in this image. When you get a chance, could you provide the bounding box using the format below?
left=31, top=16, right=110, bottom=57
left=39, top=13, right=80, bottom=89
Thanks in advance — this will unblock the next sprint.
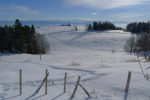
left=50, top=65, right=95, bottom=74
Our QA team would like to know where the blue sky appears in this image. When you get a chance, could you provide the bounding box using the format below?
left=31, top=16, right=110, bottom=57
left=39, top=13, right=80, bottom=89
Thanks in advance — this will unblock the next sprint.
left=0, top=0, right=150, bottom=22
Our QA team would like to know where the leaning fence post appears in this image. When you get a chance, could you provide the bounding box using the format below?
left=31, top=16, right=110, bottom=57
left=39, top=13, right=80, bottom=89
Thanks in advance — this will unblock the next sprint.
left=19, top=69, right=22, bottom=95
left=125, top=71, right=132, bottom=92
left=79, top=83, right=90, bottom=97
left=45, top=69, right=48, bottom=95
left=71, top=76, right=81, bottom=98
left=64, top=73, right=67, bottom=93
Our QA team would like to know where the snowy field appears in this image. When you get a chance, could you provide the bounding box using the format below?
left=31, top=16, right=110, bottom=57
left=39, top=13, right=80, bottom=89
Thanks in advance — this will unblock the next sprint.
left=0, top=26, right=150, bottom=100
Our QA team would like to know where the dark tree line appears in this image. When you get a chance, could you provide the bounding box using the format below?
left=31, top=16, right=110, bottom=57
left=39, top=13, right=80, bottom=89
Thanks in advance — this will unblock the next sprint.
left=125, top=21, right=150, bottom=56
left=126, top=21, right=150, bottom=34
left=0, top=19, right=49, bottom=54
left=87, top=21, right=123, bottom=31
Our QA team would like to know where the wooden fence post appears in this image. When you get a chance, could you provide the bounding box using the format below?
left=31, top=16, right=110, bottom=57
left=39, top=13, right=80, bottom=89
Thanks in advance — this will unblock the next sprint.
left=19, top=69, right=22, bottom=95
left=125, top=71, right=132, bottom=92
left=45, top=69, right=48, bottom=95
left=71, top=76, right=81, bottom=98
left=64, top=73, right=67, bottom=93
left=40, top=53, right=41, bottom=61
left=79, top=83, right=90, bottom=97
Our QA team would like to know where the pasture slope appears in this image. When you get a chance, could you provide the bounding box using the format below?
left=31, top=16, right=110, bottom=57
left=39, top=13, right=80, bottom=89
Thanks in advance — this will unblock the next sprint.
left=0, top=26, right=150, bottom=100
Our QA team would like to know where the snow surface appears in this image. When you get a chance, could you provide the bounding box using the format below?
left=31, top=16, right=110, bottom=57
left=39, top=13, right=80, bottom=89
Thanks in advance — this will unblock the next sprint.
left=0, top=26, right=150, bottom=100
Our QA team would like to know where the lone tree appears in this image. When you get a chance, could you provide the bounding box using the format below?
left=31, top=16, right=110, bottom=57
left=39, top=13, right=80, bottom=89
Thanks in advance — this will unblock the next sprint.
left=124, top=36, right=136, bottom=53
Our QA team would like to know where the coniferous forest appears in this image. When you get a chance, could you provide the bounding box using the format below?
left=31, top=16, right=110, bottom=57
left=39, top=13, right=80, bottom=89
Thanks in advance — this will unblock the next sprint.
left=126, top=21, right=150, bottom=34
left=87, top=21, right=123, bottom=31
left=0, top=19, right=49, bottom=54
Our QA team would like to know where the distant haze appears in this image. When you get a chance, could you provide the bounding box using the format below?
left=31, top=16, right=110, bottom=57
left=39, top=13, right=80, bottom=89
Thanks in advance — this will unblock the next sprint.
left=0, top=19, right=128, bottom=28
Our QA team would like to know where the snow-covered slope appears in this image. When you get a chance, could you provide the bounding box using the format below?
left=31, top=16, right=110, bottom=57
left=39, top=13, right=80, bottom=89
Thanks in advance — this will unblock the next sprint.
left=0, top=26, right=150, bottom=100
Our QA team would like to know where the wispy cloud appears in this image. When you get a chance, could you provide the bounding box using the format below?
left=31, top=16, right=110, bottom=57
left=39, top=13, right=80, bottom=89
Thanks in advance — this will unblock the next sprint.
left=10, top=4, right=40, bottom=15
left=117, top=13, right=142, bottom=18
left=0, top=4, right=41, bottom=20
left=64, top=0, right=149, bottom=9
left=91, top=13, right=98, bottom=15
left=111, top=12, right=144, bottom=21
